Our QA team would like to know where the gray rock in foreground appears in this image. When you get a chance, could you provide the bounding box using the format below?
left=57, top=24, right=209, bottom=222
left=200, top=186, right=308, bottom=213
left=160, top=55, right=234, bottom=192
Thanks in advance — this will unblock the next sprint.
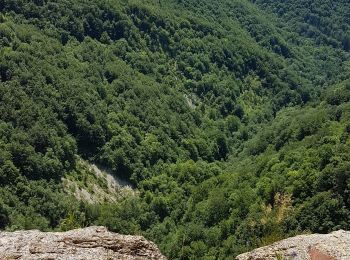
left=0, top=226, right=166, bottom=260
left=236, top=230, right=350, bottom=260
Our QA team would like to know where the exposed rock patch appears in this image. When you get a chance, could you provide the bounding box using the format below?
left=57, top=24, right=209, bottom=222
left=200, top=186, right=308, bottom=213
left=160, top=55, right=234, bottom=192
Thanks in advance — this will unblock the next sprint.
left=62, top=159, right=135, bottom=204
left=236, top=230, right=350, bottom=260
left=0, top=226, right=166, bottom=259
left=89, top=163, right=135, bottom=191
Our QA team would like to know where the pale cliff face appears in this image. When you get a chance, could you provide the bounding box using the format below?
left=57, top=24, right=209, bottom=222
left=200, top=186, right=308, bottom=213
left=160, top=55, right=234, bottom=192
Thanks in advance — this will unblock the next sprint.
left=0, top=226, right=166, bottom=260
left=236, top=230, right=350, bottom=260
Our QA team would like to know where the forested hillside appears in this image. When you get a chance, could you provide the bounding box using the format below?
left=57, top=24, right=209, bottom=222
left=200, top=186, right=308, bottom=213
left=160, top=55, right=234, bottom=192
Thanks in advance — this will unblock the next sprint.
left=253, top=0, right=350, bottom=51
left=0, top=0, right=350, bottom=258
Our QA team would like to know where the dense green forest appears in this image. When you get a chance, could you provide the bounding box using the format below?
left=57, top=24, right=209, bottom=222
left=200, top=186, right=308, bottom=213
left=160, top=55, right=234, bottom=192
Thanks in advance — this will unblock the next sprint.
left=1, top=0, right=350, bottom=258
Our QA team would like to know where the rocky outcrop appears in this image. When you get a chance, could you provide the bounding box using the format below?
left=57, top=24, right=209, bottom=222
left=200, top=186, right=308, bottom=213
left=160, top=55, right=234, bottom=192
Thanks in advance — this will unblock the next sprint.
left=236, top=230, right=350, bottom=260
left=0, top=226, right=166, bottom=259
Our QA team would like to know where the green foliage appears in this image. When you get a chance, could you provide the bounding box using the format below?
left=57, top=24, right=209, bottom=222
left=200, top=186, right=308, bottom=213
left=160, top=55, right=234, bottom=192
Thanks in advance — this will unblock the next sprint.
left=253, top=0, right=350, bottom=52
left=0, top=0, right=350, bottom=259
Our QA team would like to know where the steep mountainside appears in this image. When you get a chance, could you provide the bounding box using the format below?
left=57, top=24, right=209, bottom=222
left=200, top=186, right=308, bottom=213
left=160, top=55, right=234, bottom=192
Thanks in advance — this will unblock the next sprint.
left=253, top=0, right=350, bottom=52
left=0, top=0, right=350, bottom=258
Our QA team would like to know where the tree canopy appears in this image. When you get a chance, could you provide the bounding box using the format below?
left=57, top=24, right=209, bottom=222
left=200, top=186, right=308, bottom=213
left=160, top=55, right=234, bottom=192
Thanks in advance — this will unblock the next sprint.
left=1, top=0, right=350, bottom=258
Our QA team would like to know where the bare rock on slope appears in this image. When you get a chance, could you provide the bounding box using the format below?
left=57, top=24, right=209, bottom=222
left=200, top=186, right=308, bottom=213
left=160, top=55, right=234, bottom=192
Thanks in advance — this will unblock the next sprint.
left=0, top=226, right=166, bottom=260
left=236, top=230, right=350, bottom=260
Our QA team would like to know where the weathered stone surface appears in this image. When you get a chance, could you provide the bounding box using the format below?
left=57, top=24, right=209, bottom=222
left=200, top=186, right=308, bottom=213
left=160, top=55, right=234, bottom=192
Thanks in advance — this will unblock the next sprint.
left=236, top=230, right=350, bottom=260
left=0, top=226, right=166, bottom=259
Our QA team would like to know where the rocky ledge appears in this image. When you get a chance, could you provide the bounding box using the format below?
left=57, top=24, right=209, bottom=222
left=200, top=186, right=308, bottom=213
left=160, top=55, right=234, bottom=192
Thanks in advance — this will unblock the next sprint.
left=236, top=230, right=350, bottom=260
left=0, top=226, right=166, bottom=260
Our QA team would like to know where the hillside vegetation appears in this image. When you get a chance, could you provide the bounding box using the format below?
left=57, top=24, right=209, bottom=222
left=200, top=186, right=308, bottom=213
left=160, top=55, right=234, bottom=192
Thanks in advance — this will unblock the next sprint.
left=0, top=0, right=350, bottom=258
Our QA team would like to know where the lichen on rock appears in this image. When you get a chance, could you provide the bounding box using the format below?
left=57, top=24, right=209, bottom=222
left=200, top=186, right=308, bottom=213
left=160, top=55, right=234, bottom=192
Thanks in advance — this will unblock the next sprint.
left=0, top=226, right=166, bottom=260
left=236, top=230, right=350, bottom=260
